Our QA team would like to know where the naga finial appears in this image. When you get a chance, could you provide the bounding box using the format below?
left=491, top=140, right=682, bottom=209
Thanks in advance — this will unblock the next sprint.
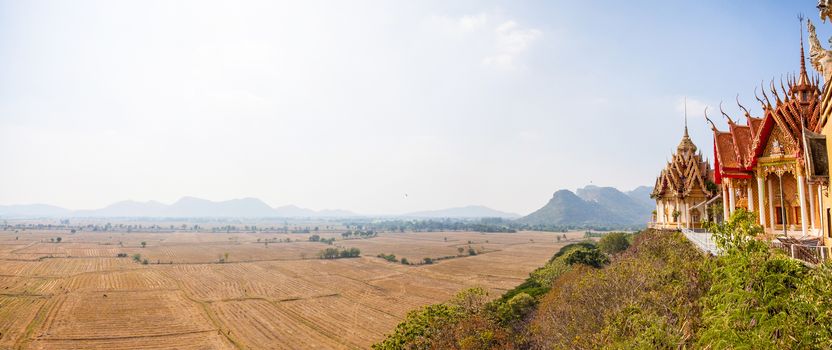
left=704, top=106, right=717, bottom=130
left=819, top=0, right=832, bottom=23
left=770, top=79, right=782, bottom=103
left=719, top=101, right=734, bottom=124
left=807, top=18, right=832, bottom=82
left=760, top=81, right=772, bottom=107
left=736, top=94, right=751, bottom=121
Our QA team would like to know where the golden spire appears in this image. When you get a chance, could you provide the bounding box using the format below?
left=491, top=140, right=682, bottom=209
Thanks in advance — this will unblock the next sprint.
left=799, top=14, right=810, bottom=86
left=684, top=96, right=689, bottom=137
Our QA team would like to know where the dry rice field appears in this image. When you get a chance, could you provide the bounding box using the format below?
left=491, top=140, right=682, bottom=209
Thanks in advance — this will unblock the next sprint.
left=0, top=228, right=581, bottom=349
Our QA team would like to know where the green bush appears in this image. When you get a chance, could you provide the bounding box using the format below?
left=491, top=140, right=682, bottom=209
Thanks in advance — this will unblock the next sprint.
left=598, top=232, right=630, bottom=255
left=563, top=248, right=609, bottom=268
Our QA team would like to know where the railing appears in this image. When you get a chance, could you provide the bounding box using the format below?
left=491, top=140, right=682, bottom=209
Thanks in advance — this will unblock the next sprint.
left=673, top=227, right=830, bottom=265
left=680, top=228, right=720, bottom=255
left=770, top=240, right=830, bottom=265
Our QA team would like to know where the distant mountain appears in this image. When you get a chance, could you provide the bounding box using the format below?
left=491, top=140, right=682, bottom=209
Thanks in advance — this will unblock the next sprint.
left=74, top=200, right=167, bottom=217
left=625, top=186, right=654, bottom=209
left=0, top=204, right=72, bottom=218
left=272, top=205, right=316, bottom=217
left=0, top=197, right=359, bottom=218
left=577, top=185, right=653, bottom=224
left=165, top=197, right=277, bottom=217
left=517, top=185, right=653, bottom=228
left=404, top=205, right=520, bottom=219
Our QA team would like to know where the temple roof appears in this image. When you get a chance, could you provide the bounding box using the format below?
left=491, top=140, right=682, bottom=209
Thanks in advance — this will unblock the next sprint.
left=711, top=35, right=824, bottom=183
left=652, top=128, right=715, bottom=200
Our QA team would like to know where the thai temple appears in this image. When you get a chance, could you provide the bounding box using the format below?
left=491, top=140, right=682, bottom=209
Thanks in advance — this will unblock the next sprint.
left=709, top=38, right=825, bottom=238
left=649, top=4, right=832, bottom=262
left=650, top=124, right=717, bottom=229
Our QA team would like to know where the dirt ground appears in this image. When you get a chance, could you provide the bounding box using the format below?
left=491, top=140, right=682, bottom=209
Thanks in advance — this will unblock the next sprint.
left=0, top=227, right=582, bottom=349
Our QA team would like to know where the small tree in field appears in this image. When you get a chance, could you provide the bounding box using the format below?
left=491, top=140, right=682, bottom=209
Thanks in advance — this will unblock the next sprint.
left=141, top=241, right=147, bottom=248
left=56, top=237, right=62, bottom=243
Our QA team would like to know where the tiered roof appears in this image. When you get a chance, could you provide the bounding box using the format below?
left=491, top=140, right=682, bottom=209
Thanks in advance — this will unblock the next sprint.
left=652, top=127, right=715, bottom=200
left=710, top=38, right=824, bottom=184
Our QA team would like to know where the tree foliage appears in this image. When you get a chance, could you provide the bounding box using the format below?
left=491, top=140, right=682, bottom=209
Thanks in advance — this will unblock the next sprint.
left=597, top=232, right=630, bottom=255
left=375, top=214, right=832, bottom=349
left=696, top=209, right=832, bottom=349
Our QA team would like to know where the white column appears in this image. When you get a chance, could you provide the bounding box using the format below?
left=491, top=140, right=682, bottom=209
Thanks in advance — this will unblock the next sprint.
left=683, top=201, right=689, bottom=228
left=819, top=185, right=826, bottom=237
left=747, top=182, right=754, bottom=212
left=798, top=175, right=809, bottom=236
left=768, top=178, right=776, bottom=230
left=722, top=185, right=730, bottom=221
left=809, top=183, right=817, bottom=231
left=656, top=202, right=662, bottom=224
left=675, top=199, right=680, bottom=228
left=728, top=179, right=736, bottom=215
left=757, top=177, right=766, bottom=226
left=660, top=202, right=666, bottom=224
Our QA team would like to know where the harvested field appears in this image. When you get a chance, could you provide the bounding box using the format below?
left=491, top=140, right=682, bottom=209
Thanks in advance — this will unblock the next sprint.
left=0, top=228, right=585, bottom=349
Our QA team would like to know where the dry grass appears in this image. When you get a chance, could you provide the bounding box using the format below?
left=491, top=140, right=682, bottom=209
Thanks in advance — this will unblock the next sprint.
left=0, top=227, right=583, bottom=349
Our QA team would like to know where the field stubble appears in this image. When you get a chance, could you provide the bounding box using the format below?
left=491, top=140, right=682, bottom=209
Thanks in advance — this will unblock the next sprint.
left=0, top=228, right=580, bottom=349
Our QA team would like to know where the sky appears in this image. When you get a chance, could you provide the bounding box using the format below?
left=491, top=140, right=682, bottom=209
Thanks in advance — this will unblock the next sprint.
left=1, top=0, right=830, bottom=215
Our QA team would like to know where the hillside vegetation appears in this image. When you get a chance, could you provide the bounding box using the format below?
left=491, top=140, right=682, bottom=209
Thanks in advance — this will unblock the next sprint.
left=375, top=209, right=832, bottom=349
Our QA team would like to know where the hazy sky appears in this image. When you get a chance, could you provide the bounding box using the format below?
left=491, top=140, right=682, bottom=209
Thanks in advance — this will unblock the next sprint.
left=1, top=1, right=828, bottom=215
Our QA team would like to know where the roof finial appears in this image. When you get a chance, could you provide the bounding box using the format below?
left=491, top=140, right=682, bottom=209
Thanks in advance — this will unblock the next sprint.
left=719, top=101, right=734, bottom=124
left=684, top=96, right=689, bottom=137
left=799, top=13, right=810, bottom=85
left=704, top=106, right=717, bottom=130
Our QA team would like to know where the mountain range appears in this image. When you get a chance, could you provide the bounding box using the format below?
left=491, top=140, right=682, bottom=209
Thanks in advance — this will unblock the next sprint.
left=0, top=197, right=360, bottom=219
left=0, top=185, right=652, bottom=223
left=516, top=185, right=653, bottom=228
left=0, top=197, right=516, bottom=219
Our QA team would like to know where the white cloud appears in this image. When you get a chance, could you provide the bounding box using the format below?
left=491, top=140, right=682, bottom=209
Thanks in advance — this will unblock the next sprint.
left=424, top=13, right=542, bottom=70
left=483, top=20, right=542, bottom=70
left=458, top=13, right=488, bottom=32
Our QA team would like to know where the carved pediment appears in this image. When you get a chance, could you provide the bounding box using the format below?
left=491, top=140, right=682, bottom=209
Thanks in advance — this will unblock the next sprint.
left=762, top=125, right=799, bottom=158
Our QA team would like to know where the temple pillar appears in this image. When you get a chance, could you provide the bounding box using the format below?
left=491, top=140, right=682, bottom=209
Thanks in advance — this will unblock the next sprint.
left=768, top=178, right=776, bottom=230
left=747, top=182, right=754, bottom=212
left=757, top=176, right=766, bottom=226
left=819, top=185, right=826, bottom=238
left=809, top=183, right=817, bottom=231
left=722, top=185, right=730, bottom=221
left=798, top=175, right=809, bottom=236
left=728, top=179, right=736, bottom=215
left=675, top=199, right=680, bottom=228
left=656, top=202, right=663, bottom=224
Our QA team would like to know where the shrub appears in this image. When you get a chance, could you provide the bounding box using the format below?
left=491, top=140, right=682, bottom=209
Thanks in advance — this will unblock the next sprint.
left=598, top=232, right=630, bottom=255
left=530, top=230, right=707, bottom=349
left=377, top=253, right=398, bottom=263
left=372, top=303, right=462, bottom=349
left=563, top=248, right=609, bottom=268
left=496, top=292, right=535, bottom=326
